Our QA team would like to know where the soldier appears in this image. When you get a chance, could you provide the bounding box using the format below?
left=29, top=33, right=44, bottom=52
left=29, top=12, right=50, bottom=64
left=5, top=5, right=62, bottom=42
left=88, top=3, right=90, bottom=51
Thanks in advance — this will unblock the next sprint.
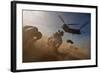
left=47, top=30, right=64, bottom=54
left=23, top=26, right=42, bottom=43
left=23, top=25, right=42, bottom=62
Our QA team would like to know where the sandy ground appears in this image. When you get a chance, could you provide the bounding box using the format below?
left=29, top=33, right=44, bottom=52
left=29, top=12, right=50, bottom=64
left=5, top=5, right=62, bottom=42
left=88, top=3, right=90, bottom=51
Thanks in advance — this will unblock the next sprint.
left=23, top=36, right=90, bottom=63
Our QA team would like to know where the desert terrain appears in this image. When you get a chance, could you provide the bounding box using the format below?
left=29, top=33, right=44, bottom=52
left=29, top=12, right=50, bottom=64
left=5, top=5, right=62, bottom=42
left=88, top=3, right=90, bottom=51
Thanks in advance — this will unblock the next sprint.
left=23, top=36, right=90, bottom=63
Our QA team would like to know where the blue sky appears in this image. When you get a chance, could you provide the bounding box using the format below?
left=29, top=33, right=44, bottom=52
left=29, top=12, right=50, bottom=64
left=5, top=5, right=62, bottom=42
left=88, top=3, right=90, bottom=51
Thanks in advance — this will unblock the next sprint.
left=23, top=10, right=91, bottom=50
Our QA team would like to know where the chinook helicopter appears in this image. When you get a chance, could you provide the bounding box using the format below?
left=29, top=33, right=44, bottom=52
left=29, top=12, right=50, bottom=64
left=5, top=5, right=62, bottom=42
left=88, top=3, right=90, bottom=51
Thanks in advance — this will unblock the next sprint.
left=58, top=15, right=89, bottom=34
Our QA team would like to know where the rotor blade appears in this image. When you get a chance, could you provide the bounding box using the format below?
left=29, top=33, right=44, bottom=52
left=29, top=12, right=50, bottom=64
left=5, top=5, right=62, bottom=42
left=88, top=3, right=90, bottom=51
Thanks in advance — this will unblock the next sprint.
left=68, top=24, right=79, bottom=25
left=80, top=21, right=89, bottom=29
left=58, top=15, right=65, bottom=23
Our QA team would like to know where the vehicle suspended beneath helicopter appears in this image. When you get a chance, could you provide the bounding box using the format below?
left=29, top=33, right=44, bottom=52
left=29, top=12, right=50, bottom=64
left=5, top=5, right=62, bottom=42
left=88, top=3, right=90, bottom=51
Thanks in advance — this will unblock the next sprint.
left=58, top=15, right=89, bottom=34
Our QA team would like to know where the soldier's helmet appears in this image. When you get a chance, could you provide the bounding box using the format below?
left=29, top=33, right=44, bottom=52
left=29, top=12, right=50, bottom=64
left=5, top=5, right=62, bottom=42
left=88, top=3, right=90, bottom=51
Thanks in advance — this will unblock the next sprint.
left=24, top=26, right=38, bottom=32
left=58, top=30, right=64, bottom=36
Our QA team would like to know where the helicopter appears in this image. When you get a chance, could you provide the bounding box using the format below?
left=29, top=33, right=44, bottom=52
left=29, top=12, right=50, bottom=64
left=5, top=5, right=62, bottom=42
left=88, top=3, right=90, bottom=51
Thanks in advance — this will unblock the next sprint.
left=58, top=15, right=89, bottom=34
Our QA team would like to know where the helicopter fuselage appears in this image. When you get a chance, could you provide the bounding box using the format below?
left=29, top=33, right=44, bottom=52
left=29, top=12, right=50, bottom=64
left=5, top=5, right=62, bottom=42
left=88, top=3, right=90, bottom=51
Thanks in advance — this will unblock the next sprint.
left=62, top=24, right=81, bottom=34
